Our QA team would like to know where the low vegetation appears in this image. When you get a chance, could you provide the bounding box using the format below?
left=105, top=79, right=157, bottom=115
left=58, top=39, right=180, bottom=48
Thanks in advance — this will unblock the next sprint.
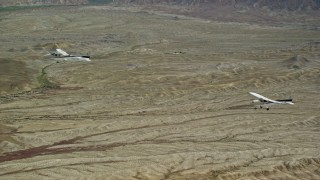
left=0, top=5, right=53, bottom=12
left=38, top=64, right=59, bottom=89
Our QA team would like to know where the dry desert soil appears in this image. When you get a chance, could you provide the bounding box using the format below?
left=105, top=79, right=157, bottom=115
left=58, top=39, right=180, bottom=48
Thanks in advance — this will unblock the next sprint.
left=0, top=5, right=320, bottom=179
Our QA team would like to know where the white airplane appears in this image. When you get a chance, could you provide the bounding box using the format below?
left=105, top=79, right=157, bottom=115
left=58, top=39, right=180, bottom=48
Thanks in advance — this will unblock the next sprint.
left=48, top=49, right=91, bottom=61
left=249, top=92, right=294, bottom=110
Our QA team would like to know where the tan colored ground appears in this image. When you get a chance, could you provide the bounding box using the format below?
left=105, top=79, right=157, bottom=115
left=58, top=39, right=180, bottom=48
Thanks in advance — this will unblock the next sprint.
left=0, top=5, right=320, bottom=179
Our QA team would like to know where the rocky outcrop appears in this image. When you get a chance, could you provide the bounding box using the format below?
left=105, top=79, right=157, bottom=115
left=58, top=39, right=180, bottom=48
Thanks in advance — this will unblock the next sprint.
left=282, top=55, right=310, bottom=69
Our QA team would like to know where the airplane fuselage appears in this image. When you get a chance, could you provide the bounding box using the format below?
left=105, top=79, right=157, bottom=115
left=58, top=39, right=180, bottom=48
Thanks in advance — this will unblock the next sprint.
left=253, top=98, right=293, bottom=104
left=51, top=53, right=91, bottom=61
left=249, top=92, right=294, bottom=110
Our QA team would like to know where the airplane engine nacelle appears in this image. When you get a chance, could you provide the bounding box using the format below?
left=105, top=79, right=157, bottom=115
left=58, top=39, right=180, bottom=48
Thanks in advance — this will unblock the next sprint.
left=252, top=99, right=260, bottom=103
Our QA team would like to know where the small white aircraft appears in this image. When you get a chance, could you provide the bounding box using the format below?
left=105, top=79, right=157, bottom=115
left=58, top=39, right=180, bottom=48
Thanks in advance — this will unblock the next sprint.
left=48, top=49, right=91, bottom=61
left=249, top=92, right=294, bottom=110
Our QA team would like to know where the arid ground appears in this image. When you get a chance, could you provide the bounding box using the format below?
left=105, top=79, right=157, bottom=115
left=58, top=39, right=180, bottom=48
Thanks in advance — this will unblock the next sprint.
left=0, top=5, right=320, bottom=179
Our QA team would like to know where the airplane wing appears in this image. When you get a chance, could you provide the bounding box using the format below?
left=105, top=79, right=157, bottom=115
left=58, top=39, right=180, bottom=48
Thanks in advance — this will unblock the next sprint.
left=56, top=49, right=69, bottom=56
left=249, top=92, right=279, bottom=104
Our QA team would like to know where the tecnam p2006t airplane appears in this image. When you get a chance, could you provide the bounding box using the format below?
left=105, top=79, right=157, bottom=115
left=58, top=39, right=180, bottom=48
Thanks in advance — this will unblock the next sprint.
left=49, top=49, right=91, bottom=61
left=249, top=92, right=294, bottom=110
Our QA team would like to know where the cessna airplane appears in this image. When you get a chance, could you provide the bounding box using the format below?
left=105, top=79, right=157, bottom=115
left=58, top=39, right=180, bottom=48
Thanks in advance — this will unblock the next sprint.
left=249, top=92, right=294, bottom=110
left=48, top=49, right=91, bottom=61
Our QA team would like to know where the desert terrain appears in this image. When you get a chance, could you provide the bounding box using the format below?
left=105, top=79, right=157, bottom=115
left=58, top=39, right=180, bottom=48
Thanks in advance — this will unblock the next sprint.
left=0, top=5, right=320, bottom=179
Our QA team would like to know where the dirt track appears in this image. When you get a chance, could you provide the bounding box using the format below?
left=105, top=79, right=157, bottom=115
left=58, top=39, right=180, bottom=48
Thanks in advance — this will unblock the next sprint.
left=0, top=5, right=320, bottom=179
